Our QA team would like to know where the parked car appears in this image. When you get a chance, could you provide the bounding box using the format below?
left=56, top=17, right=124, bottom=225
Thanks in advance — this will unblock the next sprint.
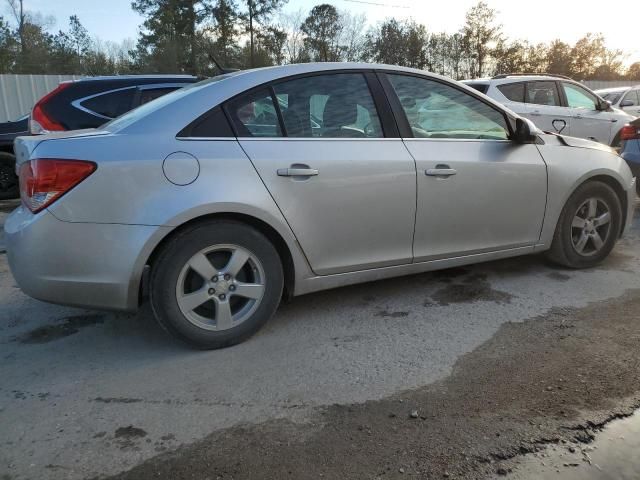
left=595, top=86, right=640, bottom=117
left=463, top=74, right=635, bottom=146
left=0, top=114, right=28, bottom=200
left=618, top=118, right=640, bottom=195
left=0, top=75, right=198, bottom=200
left=6, top=63, right=636, bottom=349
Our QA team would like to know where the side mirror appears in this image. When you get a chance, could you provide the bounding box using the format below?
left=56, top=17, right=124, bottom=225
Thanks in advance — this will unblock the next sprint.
left=513, top=117, right=539, bottom=143
left=620, top=99, right=634, bottom=108
left=597, top=100, right=612, bottom=111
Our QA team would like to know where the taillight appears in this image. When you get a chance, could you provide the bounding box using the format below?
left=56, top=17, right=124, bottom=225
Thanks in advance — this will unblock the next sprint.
left=29, top=82, right=71, bottom=134
left=620, top=124, right=640, bottom=141
left=19, top=159, right=96, bottom=213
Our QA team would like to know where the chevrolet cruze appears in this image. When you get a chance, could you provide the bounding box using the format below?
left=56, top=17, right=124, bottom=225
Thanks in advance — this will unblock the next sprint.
left=6, top=63, right=637, bottom=349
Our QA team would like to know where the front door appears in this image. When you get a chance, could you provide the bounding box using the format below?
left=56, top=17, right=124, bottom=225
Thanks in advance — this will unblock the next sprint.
left=562, top=82, right=613, bottom=144
left=227, top=72, right=417, bottom=275
left=382, top=73, right=548, bottom=262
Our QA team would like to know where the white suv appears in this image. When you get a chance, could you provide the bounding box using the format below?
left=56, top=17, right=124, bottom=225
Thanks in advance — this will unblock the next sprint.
left=464, top=74, right=635, bottom=146
left=595, top=86, right=640, bottom=118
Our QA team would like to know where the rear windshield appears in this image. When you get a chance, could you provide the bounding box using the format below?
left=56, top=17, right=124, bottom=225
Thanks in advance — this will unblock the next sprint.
left=101, top=73, right=238, bottom=132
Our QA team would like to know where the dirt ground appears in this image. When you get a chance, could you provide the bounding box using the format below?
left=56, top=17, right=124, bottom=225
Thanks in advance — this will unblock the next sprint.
left=104, top=289, right=640, bottom=480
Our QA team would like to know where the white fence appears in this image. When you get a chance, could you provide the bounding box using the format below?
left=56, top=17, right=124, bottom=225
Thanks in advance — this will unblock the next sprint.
left=583, top=80, right=637, bottom=91
left=0, top=74, right=83, bottom=123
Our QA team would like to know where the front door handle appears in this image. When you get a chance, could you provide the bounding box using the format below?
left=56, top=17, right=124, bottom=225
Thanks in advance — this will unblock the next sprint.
left=277, top=167, right=319, bottom=177
left=426, top=165, right=457, bottom=178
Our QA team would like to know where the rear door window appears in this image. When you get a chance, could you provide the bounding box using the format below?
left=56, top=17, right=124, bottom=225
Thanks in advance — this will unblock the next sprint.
left=497, top=82, right=525, bottom=102
left=272, top=73, right=384, bottom=138
left=80, top=88, right=136, bottom=118
left=525, top=81, right=561, bottom=106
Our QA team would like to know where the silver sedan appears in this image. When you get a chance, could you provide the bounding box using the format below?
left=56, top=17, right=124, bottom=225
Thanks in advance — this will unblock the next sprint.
left=6, top=63, right=637, bottom=349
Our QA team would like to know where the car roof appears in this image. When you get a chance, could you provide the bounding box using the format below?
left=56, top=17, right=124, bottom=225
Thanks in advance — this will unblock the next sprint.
left=69, top=74, right=198, bottom=83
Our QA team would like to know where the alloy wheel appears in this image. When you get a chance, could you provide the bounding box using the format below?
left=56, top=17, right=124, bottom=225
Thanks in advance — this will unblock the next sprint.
left=570, top=197, right=612, bottom=257
left=175, top=244, right=266, bottom=331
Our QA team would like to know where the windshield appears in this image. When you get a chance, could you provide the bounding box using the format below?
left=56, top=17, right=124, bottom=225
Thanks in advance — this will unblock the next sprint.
left=101, top=72, right=239, bottom=132
left=599, top=91, right=624, bottom=104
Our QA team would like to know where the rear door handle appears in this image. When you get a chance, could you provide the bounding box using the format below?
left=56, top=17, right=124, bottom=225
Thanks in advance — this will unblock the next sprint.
left=426, top=165, right=457, bottom=178
left=277, top=167, right=319, bottom=177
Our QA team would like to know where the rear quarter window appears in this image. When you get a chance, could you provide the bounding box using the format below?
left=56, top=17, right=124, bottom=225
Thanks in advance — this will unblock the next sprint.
left=467, top=83, right=489, bottom=94
left=81, top=88, right=136, bottom=118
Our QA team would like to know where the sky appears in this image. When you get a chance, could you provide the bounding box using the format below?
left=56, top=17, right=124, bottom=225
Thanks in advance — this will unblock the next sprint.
left=9, top=0, right=640, bottom=66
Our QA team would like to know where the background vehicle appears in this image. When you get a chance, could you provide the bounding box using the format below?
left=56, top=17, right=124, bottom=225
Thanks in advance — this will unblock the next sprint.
left=0, top=75, right=198, bottom=199
left=0, top=115, right=28, bottom=200
left=619, top=118, right=640, bottom=195
left=596, top=86, right=640, bottom=117
left=5, top=63, right=636, bottom=350
left=464, top=74, right=635, bottom=146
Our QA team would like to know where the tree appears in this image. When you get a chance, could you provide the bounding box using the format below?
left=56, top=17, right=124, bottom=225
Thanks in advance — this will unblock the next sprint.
left=208, top=0, right=239, bottom=67
left=461, top=1, right=502, bottom=78
left=132, top=0, right=209, bottom=74
left=0, top=16, right=17, bottom=73
left=366, top=19, right=428, bottom=69
left=239, top=0, right=287, bottom=67
left=545, top=40, right=572, bottom=77
left=627, top=62, right=640, bottom=81
left=338, top=11, right=366, bottom=62
left=570, top=33, right=606, bottom=80
left=301, top=4, right=342, bottom=62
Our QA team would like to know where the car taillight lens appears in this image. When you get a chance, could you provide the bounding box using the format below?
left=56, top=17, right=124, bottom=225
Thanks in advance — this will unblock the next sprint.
left=620, top=124, right=640, bottom=141
left=19, top=159, right=96, bottom=213
left=29, top=83, right=71, bottom=134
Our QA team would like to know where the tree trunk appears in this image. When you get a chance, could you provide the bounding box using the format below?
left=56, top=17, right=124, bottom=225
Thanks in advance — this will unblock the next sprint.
left=249, top=0, right=254, bottom=67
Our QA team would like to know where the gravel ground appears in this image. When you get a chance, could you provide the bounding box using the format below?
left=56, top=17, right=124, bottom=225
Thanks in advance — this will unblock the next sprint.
left=0, top=199, right=639, bottom=480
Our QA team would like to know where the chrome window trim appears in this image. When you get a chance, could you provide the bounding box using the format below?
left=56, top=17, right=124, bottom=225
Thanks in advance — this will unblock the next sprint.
left=72, top=86, right=137, bottom=120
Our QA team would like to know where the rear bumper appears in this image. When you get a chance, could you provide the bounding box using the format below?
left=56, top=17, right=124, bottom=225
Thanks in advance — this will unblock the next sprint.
left=4, top=206, right=167, bottom=311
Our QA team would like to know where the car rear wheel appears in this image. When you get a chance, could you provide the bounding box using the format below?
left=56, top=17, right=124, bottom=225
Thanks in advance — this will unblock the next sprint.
left=150, top=220, right=284, bottom=349
left=546, top=181, right=622, bottom=268
left=0, top=152, right=19, bottom=200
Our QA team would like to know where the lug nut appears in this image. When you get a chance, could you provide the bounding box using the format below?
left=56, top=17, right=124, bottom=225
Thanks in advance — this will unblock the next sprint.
left=229, top=285, right=236, bottom=292
left=219, top=294, right=226, bottom=301
left=212, top=276, right=218, bottom=283
left=224, top=274, right=231, bottom=281
left=208, top=288, right=215, bottom=295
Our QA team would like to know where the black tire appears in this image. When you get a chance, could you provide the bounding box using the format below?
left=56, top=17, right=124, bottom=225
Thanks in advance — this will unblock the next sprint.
left=150, top=220, right=284, bottom=349
left=0, top=152, right=19, bottom=200
left=546, top=181, right=622, bottom=269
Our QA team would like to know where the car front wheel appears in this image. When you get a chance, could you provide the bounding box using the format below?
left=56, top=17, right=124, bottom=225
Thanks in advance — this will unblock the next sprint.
left=546, top=181, right=622, bottom=268
left=150, top=220, right=284, bottom=349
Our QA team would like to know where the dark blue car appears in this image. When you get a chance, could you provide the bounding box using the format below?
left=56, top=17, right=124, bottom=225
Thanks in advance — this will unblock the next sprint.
left=619, top=118, right=640, bottom=196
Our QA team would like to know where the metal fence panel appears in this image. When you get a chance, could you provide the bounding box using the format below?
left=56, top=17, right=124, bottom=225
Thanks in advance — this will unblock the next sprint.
left=0, top=74, right=83, bottom=123
left=583, top=80, right=638, bottom=91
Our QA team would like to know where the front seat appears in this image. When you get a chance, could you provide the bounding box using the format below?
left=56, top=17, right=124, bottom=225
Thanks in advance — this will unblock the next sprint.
left=321, top=95, right=366, bottom=138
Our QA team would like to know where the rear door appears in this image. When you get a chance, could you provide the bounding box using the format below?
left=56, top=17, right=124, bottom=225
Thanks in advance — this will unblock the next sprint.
left=521, top=81, right=571, bottom=135
left=381, top=73, right=547, bottom=261
left=229, top=72, right=417, bottom=275
left=561, top=82, right=612, bottom=144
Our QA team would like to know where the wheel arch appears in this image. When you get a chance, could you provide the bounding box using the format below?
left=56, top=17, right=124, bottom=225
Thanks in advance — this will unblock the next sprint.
left=139, top=212, right=298, bottom=306
left=561, top=173, right=629, bottom=238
